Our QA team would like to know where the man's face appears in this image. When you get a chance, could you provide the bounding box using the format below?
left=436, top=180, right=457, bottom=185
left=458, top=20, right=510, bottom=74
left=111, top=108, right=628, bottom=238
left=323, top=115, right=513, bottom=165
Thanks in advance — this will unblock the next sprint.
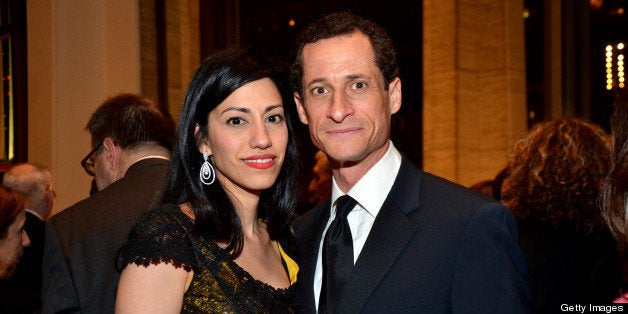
left=294, top=31, right=401, bottom=168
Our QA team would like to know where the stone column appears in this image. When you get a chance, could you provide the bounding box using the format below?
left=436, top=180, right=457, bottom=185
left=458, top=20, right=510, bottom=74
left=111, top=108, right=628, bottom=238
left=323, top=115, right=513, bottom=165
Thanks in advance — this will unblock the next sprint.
left=164, top=0, right=200, bottom=121
left=27, top=0, right=142, bottom=214
left=423, top=0, right=528, bottom=186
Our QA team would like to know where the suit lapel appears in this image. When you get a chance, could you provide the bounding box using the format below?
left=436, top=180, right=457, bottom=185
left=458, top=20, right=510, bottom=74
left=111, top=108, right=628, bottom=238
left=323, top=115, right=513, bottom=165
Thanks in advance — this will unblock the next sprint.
left=295, top=200, right=331, bottom=314
left=339, top=158, right=423, bottom=313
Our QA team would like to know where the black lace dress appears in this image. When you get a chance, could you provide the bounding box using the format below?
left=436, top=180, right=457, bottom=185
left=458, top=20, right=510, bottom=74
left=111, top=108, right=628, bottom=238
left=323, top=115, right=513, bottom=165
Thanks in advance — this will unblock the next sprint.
left=119, top=204, right=299, bottom=313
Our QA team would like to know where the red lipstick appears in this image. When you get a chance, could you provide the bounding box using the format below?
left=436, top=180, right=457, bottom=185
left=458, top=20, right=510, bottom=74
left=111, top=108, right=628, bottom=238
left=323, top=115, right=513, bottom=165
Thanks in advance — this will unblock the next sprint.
left=243, top=154, right=276, bottom=169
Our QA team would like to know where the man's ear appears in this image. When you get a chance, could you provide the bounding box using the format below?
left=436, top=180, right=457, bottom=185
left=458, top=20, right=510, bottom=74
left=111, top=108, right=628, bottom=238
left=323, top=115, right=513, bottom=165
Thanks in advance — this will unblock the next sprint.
left=101, top=137, right=119, bottom=170
left=44, top=185, right=55, bottom=214
left=194, top=124, right=212, bottom=156
left=294, top=92, right=309, bottom=125
left=44, top=185, right=54, bottom=201
left=388, top=77, right=402, bottom=115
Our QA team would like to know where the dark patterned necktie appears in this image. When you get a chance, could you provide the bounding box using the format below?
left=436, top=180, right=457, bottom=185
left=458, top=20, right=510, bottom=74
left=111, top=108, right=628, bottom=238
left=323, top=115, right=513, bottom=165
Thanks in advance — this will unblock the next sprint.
left=319, top=195, right=357, bottom=313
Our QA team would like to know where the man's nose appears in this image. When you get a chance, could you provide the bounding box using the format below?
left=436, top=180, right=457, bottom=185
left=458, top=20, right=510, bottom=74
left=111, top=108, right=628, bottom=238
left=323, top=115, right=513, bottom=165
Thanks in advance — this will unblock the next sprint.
left=328, top=91, right=353, bottom=122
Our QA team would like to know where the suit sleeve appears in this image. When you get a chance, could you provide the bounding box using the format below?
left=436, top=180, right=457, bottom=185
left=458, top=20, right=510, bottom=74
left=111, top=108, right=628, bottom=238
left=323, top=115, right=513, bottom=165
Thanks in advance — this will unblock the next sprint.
left=451, top=203, right=533, bottom=313
left=41, top=221, right=81, bottom=314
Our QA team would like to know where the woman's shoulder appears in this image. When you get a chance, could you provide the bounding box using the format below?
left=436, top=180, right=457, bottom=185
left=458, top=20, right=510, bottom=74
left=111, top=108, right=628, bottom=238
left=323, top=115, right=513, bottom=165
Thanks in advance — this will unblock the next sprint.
left=132, top=203, right=193, bottom=231
left=119, top=203, right=197, bottom=272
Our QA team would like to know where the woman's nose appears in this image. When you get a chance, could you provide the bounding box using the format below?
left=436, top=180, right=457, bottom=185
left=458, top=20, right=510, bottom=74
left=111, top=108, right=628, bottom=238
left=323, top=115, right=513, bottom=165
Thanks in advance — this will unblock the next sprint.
left=250, top=122, right=272, bottom=149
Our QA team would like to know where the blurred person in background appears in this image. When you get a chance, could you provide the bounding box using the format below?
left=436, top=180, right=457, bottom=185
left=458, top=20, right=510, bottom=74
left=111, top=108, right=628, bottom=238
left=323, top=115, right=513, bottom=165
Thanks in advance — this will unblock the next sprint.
left=0, top=185, right=30, bottom=279
left=1, top=163, right=54, bottom=312
left=505, top=118, right=621, bottom=312
left=308, top=151, right=332, bottom=205
left=42, top=93, right=175, bottom=313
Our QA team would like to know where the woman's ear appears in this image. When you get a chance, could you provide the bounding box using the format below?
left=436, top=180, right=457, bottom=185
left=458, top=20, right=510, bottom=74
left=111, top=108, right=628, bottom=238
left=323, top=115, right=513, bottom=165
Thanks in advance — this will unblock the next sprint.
left=194, top=124, right=212, bottom=156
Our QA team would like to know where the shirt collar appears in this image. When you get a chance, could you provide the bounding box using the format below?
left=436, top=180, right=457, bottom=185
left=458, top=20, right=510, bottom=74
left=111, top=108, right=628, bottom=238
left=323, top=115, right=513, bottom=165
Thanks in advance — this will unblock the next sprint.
left=134, top=155, right=169, bottom=163
left=25, top=208, right=44, bottom=220
left=331, top=141, right=402, bottom=218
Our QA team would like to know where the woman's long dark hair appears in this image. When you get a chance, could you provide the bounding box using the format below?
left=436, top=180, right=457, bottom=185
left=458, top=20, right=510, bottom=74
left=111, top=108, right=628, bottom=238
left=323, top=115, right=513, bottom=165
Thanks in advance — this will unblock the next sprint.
left=164, top=47, right=299, bottom=257
left=601, top=91, right=628, bottom=247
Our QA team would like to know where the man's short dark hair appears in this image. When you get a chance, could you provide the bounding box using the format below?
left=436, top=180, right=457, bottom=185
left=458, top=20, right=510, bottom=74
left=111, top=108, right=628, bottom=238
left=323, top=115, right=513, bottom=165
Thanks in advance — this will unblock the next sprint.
left=291, top=11, right=399, bottom=96
left=86, top=93, right=176, bottom=150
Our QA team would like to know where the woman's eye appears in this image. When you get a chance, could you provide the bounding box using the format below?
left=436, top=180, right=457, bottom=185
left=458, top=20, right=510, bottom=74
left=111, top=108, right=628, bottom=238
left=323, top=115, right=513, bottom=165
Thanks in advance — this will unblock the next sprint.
left=267, top=114, right=285, bottom=123
left=311, top=87, right=327, bottom=95
left=227, top=117, right=243, bottom=125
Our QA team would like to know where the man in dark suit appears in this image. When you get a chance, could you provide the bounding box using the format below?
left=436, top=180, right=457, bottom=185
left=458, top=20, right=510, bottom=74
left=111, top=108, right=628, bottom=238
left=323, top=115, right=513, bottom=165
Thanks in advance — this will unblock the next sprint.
left=291, top=12, right=532, bottom=313
left=42, top=94, right=175, bottom=313
left=1, top=163, right=54, bottom=312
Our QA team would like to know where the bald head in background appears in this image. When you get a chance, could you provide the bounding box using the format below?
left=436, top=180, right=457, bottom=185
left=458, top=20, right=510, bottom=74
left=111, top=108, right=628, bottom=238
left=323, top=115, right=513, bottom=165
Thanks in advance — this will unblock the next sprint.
left=3, top=163, right=54, bottom=220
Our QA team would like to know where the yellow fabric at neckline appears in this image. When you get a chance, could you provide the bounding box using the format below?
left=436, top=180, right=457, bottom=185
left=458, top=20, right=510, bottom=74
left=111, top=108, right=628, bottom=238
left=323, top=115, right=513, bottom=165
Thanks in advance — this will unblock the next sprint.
left=278, top=244, right=299, bottom=285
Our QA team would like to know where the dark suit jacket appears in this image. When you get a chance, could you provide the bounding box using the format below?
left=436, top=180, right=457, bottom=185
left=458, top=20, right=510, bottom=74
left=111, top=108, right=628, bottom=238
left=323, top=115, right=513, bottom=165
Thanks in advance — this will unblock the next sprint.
left=294, top=157, right=532, bottom=313
left=0, top=211, right=45, bottom=312
left=42, top=158, right=169, bottom=314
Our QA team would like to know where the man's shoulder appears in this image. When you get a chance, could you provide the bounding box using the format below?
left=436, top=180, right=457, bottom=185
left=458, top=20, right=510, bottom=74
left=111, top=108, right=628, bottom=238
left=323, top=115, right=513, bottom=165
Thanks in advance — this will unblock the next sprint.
left=412, top=170, right=512, bottom=230
left=391, top=158, right=493, bottom=205
left=49, top=196, right=96, bottom=224
left=49, top=161, right=169, bottom=227
left=421, top=172, right=493, bottom=202
left=391, top=158, right=503, bottom=221
left=412, top=167, right=493, bottom=203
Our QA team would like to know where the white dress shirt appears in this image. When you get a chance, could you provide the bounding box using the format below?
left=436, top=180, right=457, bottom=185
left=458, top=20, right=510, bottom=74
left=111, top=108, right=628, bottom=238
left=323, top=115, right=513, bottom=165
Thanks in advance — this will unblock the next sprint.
left=313, top=141, right=402, bottom=308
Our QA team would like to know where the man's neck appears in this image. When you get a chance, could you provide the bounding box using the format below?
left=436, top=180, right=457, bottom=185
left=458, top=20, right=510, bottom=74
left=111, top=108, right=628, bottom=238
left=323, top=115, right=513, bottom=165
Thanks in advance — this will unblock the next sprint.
left=331, top=141, right=390, bottom=193
left=116, top=149, right=169, bottom=179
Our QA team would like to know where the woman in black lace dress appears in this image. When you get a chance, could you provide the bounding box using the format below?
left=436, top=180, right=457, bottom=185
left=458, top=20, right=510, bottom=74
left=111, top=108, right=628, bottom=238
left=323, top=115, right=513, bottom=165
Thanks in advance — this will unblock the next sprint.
left=115, top=47, right=299, bottom=313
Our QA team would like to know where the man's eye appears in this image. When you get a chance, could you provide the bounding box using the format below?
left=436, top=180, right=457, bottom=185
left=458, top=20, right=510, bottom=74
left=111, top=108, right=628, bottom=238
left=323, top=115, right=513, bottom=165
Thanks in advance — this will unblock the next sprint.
left=311, top=87, right=327, bottom=95
left=227, top=117, right=243, bottom=125
left=352, top=82, right=367, bottom=89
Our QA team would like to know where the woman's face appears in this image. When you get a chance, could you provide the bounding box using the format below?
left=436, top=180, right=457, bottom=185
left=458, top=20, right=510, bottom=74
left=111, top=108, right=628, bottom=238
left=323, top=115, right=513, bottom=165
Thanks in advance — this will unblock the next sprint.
left=0, top=210, right=29, bottom=279
left=201, top=78, right=288, bottom=197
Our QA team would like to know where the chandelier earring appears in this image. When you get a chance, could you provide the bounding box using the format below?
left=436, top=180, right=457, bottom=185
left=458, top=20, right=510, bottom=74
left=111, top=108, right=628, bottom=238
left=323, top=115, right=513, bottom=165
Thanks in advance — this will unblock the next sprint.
left=200, top=152, right=215, bottom=185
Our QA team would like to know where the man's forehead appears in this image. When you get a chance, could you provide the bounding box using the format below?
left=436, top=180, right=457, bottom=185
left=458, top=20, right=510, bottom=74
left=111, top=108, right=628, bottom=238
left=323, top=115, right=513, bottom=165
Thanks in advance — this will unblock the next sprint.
left=300, top=35, right=379, bottom=81
left=303, top=30, right=366, bottom=48
left=301, top=32, right=372, bottom=57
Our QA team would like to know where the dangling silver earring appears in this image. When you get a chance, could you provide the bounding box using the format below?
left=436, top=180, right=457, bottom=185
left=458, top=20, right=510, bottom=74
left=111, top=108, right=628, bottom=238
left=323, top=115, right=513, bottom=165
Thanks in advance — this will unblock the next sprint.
left=200, top=152, right=215, bottom=185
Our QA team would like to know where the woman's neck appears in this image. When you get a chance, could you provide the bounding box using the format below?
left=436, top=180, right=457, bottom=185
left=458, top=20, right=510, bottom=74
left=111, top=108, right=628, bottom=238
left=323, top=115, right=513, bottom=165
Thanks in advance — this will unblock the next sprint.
left=225, top=186, right=261, bottom=238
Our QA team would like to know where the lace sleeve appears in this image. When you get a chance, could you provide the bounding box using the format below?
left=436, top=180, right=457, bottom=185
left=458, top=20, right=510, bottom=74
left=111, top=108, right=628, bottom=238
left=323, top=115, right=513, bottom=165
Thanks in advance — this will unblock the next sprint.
left=118, top=204, right=196, bottom=272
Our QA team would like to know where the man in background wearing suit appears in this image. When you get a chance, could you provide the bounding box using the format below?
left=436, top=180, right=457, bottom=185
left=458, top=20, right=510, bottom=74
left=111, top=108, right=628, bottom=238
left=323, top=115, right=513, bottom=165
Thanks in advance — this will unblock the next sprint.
left=1, top=163, right=54, bottom=312
left=42, top=94, right=175, bottom=313
left=291, top=12, right=532, bottom=313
